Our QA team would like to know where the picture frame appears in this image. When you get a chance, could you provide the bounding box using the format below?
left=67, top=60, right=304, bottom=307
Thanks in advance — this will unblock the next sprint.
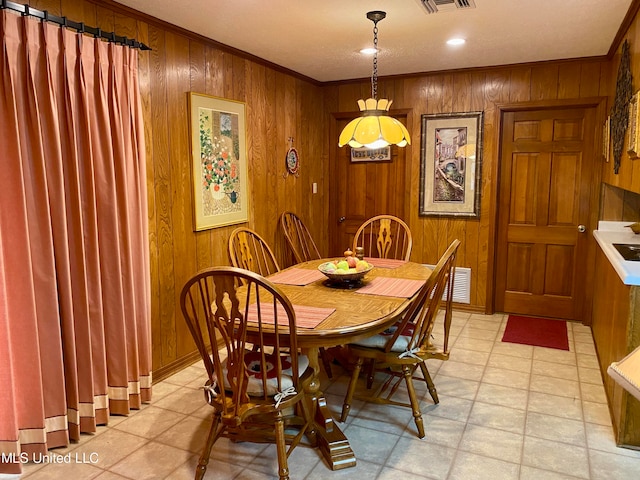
left=350, top=146, right=392, bottom=162
left=189, top=93, right=248, bottom=231
left=419, top=111, right=484, bottom=218
left=603, top=115, right=611, bottom=162
left=629, top=92, right=640, bottom=160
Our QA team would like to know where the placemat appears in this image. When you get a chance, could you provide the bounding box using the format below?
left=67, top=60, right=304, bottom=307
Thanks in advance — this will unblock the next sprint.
left=366, top=258, right=407, bottom=269
left=268, top=268, right=325, bottom=286
left=247, top=303, right=335, bottom=328
left=355, top=276, right=424, bottom=298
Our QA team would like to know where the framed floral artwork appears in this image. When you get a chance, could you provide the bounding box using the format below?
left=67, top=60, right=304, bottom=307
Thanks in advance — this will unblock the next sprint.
left=189, top=93, right=248, bottom=231
left=419, top=111, right=483, bottom=218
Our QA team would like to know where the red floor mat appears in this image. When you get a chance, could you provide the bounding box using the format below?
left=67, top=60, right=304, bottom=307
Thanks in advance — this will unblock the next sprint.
left=502, top=315, right=569, bottom=350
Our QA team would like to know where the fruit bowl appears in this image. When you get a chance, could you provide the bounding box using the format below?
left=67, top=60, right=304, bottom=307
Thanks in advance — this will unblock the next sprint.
left=318, top=260, right=374, bottom=286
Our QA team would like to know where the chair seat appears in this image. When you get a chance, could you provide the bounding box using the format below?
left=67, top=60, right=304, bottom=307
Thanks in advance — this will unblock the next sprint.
left=340, top=239, right=460, bottom=439
left=219, top=352, right=310, bottom=396
left=351, top=320, right=415, bottom=353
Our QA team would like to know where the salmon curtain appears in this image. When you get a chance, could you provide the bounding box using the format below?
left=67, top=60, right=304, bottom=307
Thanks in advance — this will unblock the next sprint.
left=0, top=11, right=151, bottom=474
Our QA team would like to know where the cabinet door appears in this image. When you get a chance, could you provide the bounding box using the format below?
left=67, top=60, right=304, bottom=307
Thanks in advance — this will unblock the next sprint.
left=592, top=248, right=640, bottom=447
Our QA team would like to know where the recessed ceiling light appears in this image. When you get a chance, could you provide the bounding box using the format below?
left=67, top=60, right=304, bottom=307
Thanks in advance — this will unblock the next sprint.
left=360, top=47, right=378, bottom=55
left=447, top=38, right=466, bottom=46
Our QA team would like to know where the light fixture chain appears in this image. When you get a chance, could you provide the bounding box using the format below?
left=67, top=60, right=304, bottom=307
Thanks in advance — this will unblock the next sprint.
left=372, top=23, right=378, bottom=99
left=338, top=11, right=410, bottom=149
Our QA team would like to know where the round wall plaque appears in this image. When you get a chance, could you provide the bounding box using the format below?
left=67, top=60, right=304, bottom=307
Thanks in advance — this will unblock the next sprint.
left=286, top=147, right=300, bottom=175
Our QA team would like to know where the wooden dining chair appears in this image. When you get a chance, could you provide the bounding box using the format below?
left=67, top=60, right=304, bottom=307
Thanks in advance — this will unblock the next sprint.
left=280, top=211, right=322, bottom=264
left=278, top=211, right=335, bottom=377
left=339, top=239, right=460, bottom=438
left=352, top=214, right=413, bottom=261
left=229, top=224, right=334, bottom=377
left=180, top=266, right=313, bottom=480
left=229, top=227, right=280, bottom=277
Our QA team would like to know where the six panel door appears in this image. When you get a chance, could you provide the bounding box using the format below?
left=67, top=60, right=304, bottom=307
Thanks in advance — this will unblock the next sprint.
left=495, top=107, right=596, bottom=321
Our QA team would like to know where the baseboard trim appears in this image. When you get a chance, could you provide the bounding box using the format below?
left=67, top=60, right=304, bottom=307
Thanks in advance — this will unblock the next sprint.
left=152, top=350, right=203, bottom=385
left=452, top=303, right=485, bottom=314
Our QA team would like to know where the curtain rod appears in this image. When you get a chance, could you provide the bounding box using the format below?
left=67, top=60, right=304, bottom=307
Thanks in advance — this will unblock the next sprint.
left=0, top=0, right=151, bottom=51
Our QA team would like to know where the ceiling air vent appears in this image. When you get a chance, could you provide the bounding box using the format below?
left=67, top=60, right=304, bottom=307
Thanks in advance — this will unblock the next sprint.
left=419, top=0, right=476, bottom=14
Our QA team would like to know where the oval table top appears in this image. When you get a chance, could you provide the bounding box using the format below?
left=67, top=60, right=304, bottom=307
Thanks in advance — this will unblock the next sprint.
left=269, top=258, right=432, bottom=348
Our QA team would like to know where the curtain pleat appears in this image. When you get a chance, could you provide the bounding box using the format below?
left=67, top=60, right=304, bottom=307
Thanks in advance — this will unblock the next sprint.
left=21, top=14, right=70, bottom=453
left=0, top=11, right=151, bottom=474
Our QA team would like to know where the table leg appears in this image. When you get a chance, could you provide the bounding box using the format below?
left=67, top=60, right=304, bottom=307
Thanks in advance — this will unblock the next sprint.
left=304, top=346, right=356, bottom=470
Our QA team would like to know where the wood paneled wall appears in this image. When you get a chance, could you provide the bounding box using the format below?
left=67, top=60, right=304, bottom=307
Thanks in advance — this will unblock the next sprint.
left=142, top=20, right=328, bottom=378
left=601, top=184, right=640, bottom=222
left=603, top=5, right=640, bottom=194
left=325, top=61, right=609, bottom=310
left=21, top=0, right=632, bottom=377
left=601, top=2, right=640, bottom=220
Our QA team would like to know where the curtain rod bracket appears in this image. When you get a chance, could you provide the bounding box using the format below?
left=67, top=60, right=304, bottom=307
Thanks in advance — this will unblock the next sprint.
left=1, top=1, right=151, bottom=51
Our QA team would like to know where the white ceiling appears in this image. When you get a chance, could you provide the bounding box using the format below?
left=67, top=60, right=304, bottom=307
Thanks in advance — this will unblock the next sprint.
left=115, top=0, right=633, bottom=83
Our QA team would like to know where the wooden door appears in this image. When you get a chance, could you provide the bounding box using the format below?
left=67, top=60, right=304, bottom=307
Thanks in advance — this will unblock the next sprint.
left=329, top=116, right=408, bottom=256
left=495, top=107, right=596, bottom=321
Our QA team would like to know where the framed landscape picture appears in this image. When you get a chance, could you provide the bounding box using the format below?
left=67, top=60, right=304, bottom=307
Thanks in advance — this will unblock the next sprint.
left=189, top=93, right=248, bottom=231
left=350, top=146, right=391, bottom=162
left=419, top=111, right=484, bottom=218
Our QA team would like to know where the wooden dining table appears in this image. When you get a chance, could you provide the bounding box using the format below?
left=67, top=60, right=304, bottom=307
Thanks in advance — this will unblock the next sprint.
left=264, top=258, right=432, bottom=470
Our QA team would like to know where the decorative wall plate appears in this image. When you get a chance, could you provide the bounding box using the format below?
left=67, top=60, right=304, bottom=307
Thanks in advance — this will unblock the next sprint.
left=286, top=147, right=300, bottom=175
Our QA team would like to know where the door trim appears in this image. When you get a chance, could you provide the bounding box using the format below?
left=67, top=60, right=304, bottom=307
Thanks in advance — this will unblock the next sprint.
left=487, top=97, right=607, bottom=324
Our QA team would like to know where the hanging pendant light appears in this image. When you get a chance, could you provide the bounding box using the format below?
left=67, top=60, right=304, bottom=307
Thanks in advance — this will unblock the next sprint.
left=339, top=11, right=411, bottom=149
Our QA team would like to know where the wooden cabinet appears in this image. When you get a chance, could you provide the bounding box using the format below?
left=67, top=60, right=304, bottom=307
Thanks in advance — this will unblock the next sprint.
left=592, top=247, right=640, bottom=448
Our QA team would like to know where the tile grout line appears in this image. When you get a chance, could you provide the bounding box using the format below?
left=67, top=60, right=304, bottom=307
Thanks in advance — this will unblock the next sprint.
left=444, top=312, right=500, bottom=480
left=577, top=322, right=595, bottom=480
left=442, top=312, right=474, bottom=480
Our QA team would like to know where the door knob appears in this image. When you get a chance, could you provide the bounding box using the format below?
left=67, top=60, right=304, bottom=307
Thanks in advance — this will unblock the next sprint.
left=338, top=216, right=346, bottom=223
left=577, top=224, right=586, bottom=233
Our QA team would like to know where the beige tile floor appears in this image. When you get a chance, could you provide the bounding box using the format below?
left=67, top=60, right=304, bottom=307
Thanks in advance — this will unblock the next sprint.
left=20, top=312, right=640, bottom=479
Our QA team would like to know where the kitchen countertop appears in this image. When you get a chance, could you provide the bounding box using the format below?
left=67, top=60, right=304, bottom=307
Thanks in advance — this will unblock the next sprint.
left=593, top=221, right=640, bottom=286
